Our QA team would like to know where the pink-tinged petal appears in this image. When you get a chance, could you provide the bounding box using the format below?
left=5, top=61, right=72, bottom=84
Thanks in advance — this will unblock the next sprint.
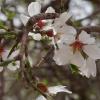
left=70, top=51, right=85, bottom=67
left=45, top=7, right=55, bottom=13
left=84, top=45, right=100, bottom=60
left=48, top=85, right=72, bottom=94
left=20, top=14, right=30, bottom=25
left=53, top=45, right=72, bottom=65
left=79, top=31, right=95, bottom=44
left=80, top=57, right=96, bottom=77
left=28, top=2, right=41, bottom=16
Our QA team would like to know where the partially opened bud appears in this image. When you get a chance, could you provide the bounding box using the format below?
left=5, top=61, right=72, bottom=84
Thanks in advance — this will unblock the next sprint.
left=46, top=29, right=54, bottom=37
left=37, top=83, right=48, bottom=93
left=37, top=20, right=45, bottom=29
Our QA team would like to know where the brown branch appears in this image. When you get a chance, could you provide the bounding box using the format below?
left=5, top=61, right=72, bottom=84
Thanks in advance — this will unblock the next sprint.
left=19, top=13, right=59, bottom=98
left=78, top=26, right=100, bottom=33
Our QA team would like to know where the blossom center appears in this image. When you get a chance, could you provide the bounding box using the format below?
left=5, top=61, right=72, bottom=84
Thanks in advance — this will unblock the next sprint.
left=70, top=40, right=84, bottom=51
left=46, top=29, right=54, bottom=37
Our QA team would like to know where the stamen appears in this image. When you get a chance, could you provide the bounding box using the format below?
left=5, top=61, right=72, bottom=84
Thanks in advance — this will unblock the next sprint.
left=70, top=41, right=85, bottom=52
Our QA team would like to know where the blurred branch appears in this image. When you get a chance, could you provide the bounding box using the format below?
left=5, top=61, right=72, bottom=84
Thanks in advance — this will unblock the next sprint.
left=78, top=9, right=100, bottom=21
left=78, top=26, right=100, bottom=33
left=19, top=13, right=59, bottom=98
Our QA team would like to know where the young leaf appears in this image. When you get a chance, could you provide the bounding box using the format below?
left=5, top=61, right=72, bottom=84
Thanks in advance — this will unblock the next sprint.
left=70, top=64, right=80, bottom=74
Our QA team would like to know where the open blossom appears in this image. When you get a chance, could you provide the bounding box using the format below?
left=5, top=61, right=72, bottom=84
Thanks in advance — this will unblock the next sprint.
left=20, top=2, right=55, bottom=41
left=36, top=85, right=72, bottom=100
left=0, top=49, right=20, bottom=72
left=41, top=12, right=76, bottom=47
left=53, top=30, right=100, bottom=77
left=20, top=1, right=74, bottom=42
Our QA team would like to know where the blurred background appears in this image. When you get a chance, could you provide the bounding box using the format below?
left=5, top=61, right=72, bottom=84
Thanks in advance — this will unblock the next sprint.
left=0, top=0, right=100, bottom=100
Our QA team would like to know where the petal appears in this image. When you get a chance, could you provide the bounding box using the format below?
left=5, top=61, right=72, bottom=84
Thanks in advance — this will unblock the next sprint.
left=53, top=45, right=73, bottom=65
left=28, top=2, right=41, bottom=16
left=80, top=57, right=96, bottom=77
left=45, top=7, right=55, bottom=13
left=7, top=61, right=20, bottom=71
left=54, top=12, right=71, bottom=27
left=20, top=14, right=30, bottom=25
left=36, top=95, right=46, bottom=100
left=70, top=51, right=85, bottom=67
left=79, top=31, right=95, bottom=44
left=84, top=45, right=100, bottom=59
left=59, top=34, right=75, bottom=45
left=59, top=12, right=72, bottom=23
left=2, top=49, right=19, bottom=60
left=0, top=67, right=3, bottom=72
left=48, top=85, right=72, bottom=94
left=29, top=32, right=42, bottom=41
left=9, top=50, right=19, bottom=59
left=55, top=24, right=77, bottom=36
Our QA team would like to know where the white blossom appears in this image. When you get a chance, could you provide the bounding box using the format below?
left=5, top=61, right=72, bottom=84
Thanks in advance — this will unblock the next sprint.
left=51, top=12, right=76, bottom=38
left=29, top=32, right=42, bottom=41
left=36, top=85, right=72, bottom=100
left=53, top=30, right=100, bottom=77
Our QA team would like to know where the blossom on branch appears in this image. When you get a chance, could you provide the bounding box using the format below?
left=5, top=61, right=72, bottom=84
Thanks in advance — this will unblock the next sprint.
left=53, top=30, right=100, bottom=77
left=36, top=84, right=72, bottom=100
left=20, top=2, right=55, bottom=41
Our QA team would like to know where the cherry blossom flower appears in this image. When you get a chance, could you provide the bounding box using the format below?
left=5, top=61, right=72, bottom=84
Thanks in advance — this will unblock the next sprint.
left=36, top=85, right=72, bottom=100
left=43, top=11, right=75, bottom=36
left=0, top=49, right=20, bottom=72
left=41, top=12, right=76, bottom=47
left=53, top=30, right=100, bottom=77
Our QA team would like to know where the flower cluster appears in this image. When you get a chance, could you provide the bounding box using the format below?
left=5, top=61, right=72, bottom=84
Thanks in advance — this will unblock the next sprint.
left=20, top=2, right=100, bottom=78
left=20, top=2, right=56, bottom=41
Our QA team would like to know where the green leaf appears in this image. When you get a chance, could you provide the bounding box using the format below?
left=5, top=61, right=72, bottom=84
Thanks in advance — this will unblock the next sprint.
left=41, top=37, right=52, bottom=45
left=70, top=64, right=80, bottom=74
left=0, top=21, right=8, bottom=30
left=72, top=21, right=82, bottom=27
left=5, top=10, right=16, bottom=20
